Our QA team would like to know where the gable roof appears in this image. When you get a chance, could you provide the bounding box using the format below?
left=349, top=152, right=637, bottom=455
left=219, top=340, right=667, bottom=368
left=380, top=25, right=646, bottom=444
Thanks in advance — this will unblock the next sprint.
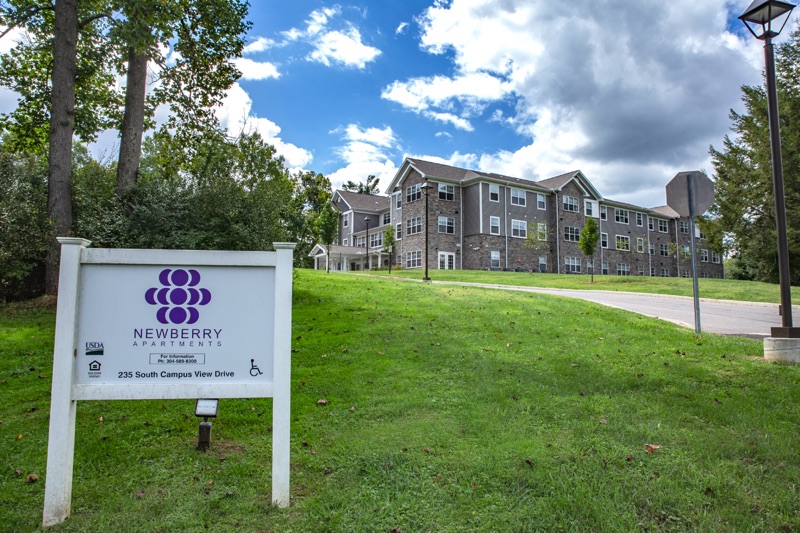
left=333, top=190, right=390, bottom=213
left=386, top=157, right=549, bottom=193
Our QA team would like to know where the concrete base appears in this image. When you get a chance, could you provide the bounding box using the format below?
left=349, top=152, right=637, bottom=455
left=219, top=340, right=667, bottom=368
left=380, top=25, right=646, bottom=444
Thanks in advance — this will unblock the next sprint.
left=764, top=337, right=800, bottom=364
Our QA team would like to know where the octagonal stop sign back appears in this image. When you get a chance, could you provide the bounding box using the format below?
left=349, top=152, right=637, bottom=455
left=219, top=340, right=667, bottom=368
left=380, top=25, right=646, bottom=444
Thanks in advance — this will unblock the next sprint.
left=666, top=171, right=715, bottom=217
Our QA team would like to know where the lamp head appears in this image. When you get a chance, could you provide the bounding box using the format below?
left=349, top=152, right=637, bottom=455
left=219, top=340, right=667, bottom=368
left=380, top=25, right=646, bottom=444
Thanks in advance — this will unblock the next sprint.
left=740, top=0, right=796, bottom=40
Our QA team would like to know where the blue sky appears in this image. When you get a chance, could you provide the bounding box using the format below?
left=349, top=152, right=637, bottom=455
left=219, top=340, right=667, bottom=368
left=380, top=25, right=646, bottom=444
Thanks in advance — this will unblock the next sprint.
left=0, top=0, right=791, bottom=207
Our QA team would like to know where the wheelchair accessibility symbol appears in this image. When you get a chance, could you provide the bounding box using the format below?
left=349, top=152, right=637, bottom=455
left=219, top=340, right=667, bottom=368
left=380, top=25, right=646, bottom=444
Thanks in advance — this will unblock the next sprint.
left=250, top=359, right=263, bottom=377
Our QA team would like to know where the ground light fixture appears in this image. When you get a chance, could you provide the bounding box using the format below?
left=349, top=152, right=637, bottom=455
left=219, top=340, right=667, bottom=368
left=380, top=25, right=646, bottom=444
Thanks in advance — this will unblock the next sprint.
left=739, top=0, right=799, bottom=338
left=421, top=181, right=435, bottom=281
left=195, top=398, right=219, bottom=450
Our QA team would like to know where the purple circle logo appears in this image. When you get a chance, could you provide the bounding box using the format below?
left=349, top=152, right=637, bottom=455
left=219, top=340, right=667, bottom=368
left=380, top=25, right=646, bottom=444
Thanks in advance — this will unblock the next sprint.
left=145, top=269, right=211, bottom=324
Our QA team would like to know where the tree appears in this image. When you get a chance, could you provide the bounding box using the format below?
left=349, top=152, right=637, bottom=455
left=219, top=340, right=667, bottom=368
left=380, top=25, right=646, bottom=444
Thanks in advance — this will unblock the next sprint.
left=579, top=217, right=599, bottom=282
left=709, top=26, right=800, bottom=283
left=285, top=170, right=335, bottom=267
left=382, top=224, right=395, bottom=274
left=315, top=204, right=338, bottom=273
left=343, top=174, right=380, bottom=195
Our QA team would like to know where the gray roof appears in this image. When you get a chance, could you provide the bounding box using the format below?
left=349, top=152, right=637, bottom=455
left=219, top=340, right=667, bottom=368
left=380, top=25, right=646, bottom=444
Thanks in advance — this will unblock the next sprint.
left=334, top=190, right=390, bottom=213
left=536, top=171, right=581, bottom=190
left=406, top=158, right=547, bottom=191
left=649, top=205, right=681, bottom=219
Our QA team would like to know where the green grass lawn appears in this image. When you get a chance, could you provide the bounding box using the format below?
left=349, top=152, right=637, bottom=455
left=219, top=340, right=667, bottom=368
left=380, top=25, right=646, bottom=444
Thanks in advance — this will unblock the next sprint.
left=365, top=268, right=800, bottom=304
left=2, top=270, right=799, bottom=531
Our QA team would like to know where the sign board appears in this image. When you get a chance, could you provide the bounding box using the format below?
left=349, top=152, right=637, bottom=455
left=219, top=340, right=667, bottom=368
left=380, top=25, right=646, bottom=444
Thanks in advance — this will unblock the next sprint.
left=43, top=239, right=295, bottom=526
left=666, top=171, right=715, bottom=217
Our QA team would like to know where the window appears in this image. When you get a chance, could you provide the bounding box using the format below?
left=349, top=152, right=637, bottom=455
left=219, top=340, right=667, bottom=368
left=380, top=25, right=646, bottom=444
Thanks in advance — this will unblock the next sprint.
left=660, top=244, right=670, bottom=257
left=343, top=213, right=350, bottom=227
left=490, top=216, right=500, bottom=235
left=511, top=188, right=526, bottom=206
left=660, top=268, right=670, bottom=277
left=564, top=226, right=580, bottom=242
left=395, top=193, right=402, bottom=209
left=615, top=208, right=629, bottom=224
left=489, top=183, right=500, bottom=202
left=438, top=216, right=455, bottom=234
left=383, top=212, right=391, bottom=225
left=680, top=221, right=689, bottom=234
left=712, top=251, right=721, bottom=264
left=682, top=245, right=690, bottom=257
left=682, top=269, right=690, bottom=278
left=701, top=249, right=709, bottom=262
left=511, top=219, right=527, bottom=238
left=369, top=232, right=383, bottom=248
left=406, top=217, right=422, bottom=236
left=406, top=250, right=422, bottom=269
left=636, top=213, right=643, bottom=227
left=602, top=261, right=609, bottom=275
left=396, top=223, right=402, bottom=240
left=616, top=235, right=630, bottom=251
left=438, top=183, right=455, bottom=201
left=703, top=272, right=711, bottom=279
left=406, top=184, right=421, bottom=203
left=637, top=237, right=645, bottom=253
left=698, top=229, right=706, bottom=239
left=537, top=193, right=546, bottom=210
left=600, top=205, right=607, bottom=220
left=638, top=265, right=646, bottom=276
left=356, top=236, right=365, bottom=248
left=538, top=256, right=547, bottom=273
left=563, top=195, right=579, bottom=212
left=537, top=223, right=547, bottom=241
left=649, top=243, right=655, bottom=255
left=650, top=267, right=656, bottom=276
left=648, top=218, right=655, bottom=231
left=584, top=200, right=595, bottom=217
left=565, top=256, right=581, bottom=273
left=490, top=250, right=500, bottom=270
left=658, top=219, right=668, bottom=233
left=601, top=232, right=608, bottom=248
left=617, top=263, right=630, bottom=276
left=343, top=238, right=348, bottom=246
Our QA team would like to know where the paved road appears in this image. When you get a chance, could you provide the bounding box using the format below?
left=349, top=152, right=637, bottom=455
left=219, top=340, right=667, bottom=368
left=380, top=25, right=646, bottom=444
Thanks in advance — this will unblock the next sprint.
left=429, top=281, right=793, bottom=338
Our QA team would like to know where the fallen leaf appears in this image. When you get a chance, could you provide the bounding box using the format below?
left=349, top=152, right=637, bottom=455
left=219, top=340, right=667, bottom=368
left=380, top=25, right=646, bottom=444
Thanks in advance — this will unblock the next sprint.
left=704, top=486, right=714, bottom=495
left=421, top=447, right=433, bottom=454
left=471, top=482, right=477, bottom=488
left=15, top=469, right=23, bottom=477
left=348, top=406, right=356, bottom=412
left=135, top=490, right=144, bottom=499
left=208, top=480, right=214, bottom=485
left=625, top=454, right=634, bottom=462
left=98, top=416, right=104, bottom=423
left=16, top=434, right=22, bottom=440
left=317, top=398, right=329, bottom=406
left=25, top=473, right=38, bottom=484
left=310, top=449, right=316, bottom=455
left=524, top=458, right=533, bottom=467
left=434, top=475, right=441, bottom=483
left=645, top=444, right=660, bottom=454
left=599, top=418, right=608, bottom=424
left=324, top=467, right=333, bottom=475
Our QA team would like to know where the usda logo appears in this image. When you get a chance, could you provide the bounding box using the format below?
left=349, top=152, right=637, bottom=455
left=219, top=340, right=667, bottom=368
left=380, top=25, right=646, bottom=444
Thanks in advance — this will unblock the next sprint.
left=85, top=342, right=104, bottom=356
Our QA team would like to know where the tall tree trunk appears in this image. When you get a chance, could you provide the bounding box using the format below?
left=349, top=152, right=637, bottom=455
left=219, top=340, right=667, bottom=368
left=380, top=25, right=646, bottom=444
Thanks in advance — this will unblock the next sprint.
left=45, top=0, right=79, bottom=295
left=116, top=48, right=148, bottom=196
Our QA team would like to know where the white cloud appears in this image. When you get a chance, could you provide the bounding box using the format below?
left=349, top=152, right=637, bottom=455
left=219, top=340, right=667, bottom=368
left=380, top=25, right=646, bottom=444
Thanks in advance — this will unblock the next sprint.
left=309, top=27, right=381, bottom=68
left=388, top=0, right=771, bottom=207
left=282, top=7, right=381, bottom=69
left=243, top=37, right=275, bottom=54
left=217, top=83, right=312, bottom=168
left=396, top=22, right=409, bottom=35
left=233, top=58, right=280, bottom=80
left=327, top=124, right=399, bottom=191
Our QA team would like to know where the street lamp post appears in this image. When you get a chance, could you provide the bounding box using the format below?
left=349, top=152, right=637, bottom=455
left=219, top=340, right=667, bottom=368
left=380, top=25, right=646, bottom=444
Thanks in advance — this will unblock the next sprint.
left=740, top=0, right=799, bottom=338
left=364, top=217, right=370, bottom=271
left=421, top=181, right=435, bottom=281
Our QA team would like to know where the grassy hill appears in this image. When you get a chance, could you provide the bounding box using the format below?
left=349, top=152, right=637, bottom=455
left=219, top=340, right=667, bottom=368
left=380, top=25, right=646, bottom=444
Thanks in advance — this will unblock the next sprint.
left=1, top=270, right=798, bottom=531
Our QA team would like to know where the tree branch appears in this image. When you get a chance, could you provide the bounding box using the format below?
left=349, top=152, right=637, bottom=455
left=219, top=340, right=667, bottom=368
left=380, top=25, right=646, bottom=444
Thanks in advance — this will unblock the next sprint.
left=0, top=4, right=54, bottom=40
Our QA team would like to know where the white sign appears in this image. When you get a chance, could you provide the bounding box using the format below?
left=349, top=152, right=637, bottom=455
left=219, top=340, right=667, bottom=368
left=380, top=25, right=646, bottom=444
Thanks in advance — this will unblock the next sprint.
left=75, top=264, right=275, bottom=392
left=43, top=239, right=295, bottom=526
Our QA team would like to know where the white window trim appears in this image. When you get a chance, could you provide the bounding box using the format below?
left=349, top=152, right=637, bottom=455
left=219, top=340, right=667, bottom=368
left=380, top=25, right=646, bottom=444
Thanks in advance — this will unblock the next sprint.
left=511, top=219, right=527, bottom=239
left=489, top=183, right=500, bottom=202
left=489, top=216, right=501, bottom=235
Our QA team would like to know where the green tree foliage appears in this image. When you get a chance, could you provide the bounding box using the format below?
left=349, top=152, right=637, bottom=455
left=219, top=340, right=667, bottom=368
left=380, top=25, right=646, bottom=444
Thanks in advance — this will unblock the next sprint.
left=709, top=27, right=800, bottom=283
left=286, top=170, right=335, bottom=268
left=383, top=223, right=395, bottom=274
left=579, top=217, right=599, bottom=282
left=343, top=174, right=380, bottom=195
left=0, top=142, right=49, bottom=300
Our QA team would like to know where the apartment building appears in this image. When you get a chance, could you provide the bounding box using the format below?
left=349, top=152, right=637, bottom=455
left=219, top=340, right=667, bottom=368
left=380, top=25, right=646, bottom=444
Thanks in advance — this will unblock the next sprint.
left=309, top=158, right=724, bottom=278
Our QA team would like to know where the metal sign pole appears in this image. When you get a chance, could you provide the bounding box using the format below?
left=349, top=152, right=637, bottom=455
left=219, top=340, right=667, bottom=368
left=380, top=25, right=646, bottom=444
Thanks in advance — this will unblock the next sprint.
left=687, top=176, right=701, bottom=334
